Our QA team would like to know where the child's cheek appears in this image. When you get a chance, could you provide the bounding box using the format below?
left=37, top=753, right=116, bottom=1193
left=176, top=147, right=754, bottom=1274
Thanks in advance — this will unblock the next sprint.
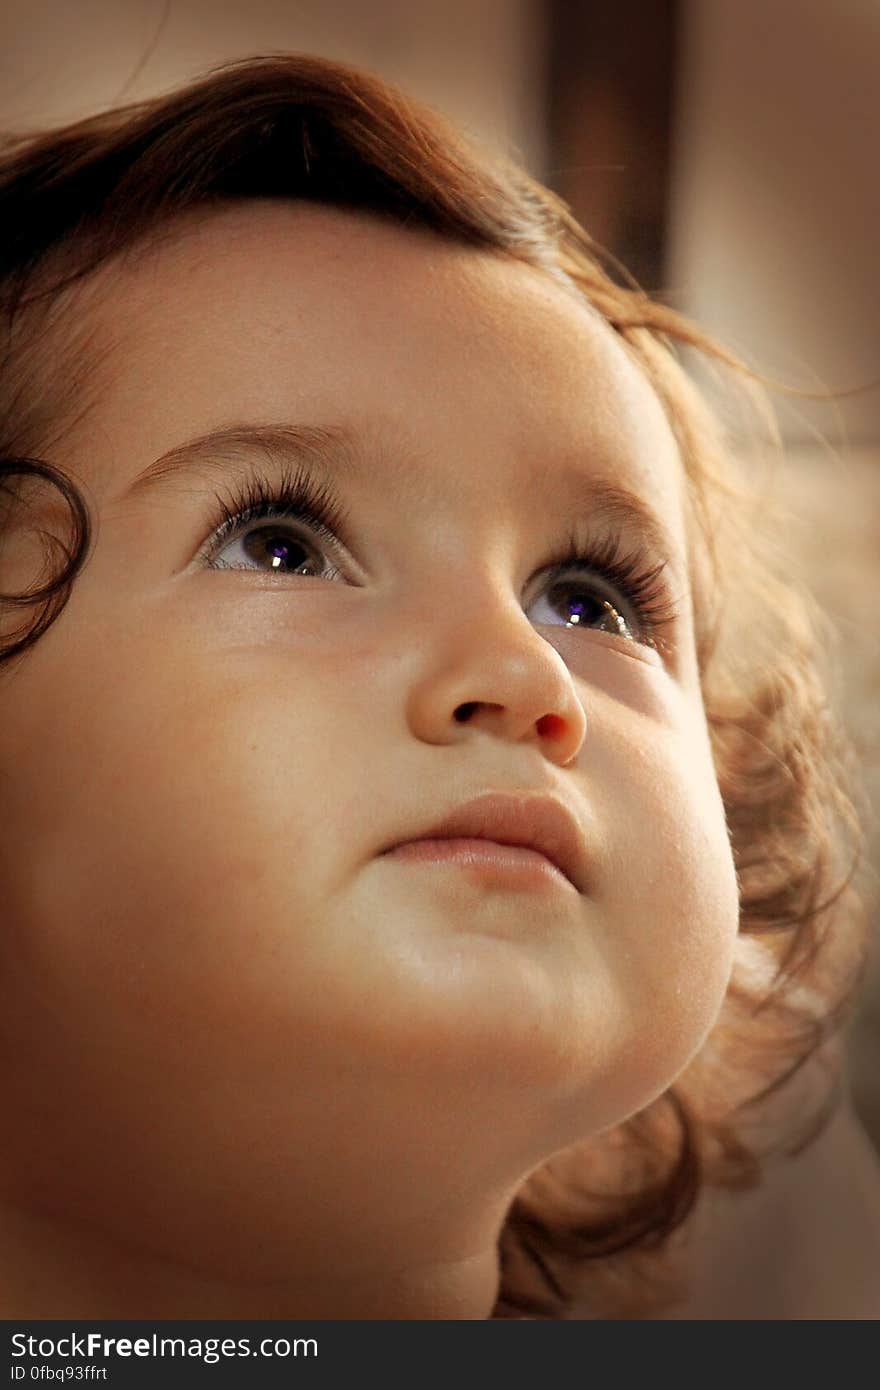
left=554, top=624, right=697, bottom=725
left=561, top=630, right=739, bottom=1022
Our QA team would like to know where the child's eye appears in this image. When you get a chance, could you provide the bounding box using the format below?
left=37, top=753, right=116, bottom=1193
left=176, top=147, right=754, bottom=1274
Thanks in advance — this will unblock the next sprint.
left=200, top=464, right=350, bottom=582
left=524, top=528, right=680, bottom=651
left=527, top=561, right=664, bottom=646
left=209, top=514, right=343, bottom=581
left=199, top=466, right=681, bottom=653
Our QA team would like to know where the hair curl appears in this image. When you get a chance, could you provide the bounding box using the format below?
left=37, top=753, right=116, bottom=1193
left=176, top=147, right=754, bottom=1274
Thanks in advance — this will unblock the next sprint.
left=0, top=53, right=871, bottom=1319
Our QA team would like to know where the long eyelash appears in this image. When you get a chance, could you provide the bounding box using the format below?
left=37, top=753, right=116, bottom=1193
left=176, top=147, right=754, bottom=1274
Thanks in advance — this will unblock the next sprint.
left=201, top=461, right=352, bottom=563
left=541, top=524, right=682, bottom=651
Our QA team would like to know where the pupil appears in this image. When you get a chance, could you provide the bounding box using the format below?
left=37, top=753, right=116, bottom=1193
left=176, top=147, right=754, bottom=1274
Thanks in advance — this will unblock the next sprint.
left=268, top=538, right=292, bottom=569
left=244, top=532, right=311, bottom=572
left=561, top=587, right=628, bottom=637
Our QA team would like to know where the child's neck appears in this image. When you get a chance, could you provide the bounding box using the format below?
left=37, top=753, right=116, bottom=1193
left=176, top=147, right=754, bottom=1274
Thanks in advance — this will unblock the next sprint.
left=0, top=1196, right=502, bottom=1319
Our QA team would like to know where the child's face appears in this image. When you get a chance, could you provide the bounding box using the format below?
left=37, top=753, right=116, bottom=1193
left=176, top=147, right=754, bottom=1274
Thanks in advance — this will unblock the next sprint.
left=0, top=202, right=739, bottom=1273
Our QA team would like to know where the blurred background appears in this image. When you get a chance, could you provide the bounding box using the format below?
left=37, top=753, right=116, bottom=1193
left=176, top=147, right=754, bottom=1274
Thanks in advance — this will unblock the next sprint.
left=1, top=0, right=877, bottom=1150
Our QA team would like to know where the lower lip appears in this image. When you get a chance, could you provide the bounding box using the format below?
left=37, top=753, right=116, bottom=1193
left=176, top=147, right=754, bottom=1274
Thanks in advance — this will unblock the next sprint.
left=383, top=837, right=574, bottom=891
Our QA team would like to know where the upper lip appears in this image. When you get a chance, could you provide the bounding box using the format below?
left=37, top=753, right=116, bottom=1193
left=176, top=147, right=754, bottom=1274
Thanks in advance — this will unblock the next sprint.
left=381, top=792, right=589, bottom=894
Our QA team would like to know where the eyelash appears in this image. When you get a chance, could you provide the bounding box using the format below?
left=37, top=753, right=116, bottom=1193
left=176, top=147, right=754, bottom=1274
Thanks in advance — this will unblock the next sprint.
left=540, top=526, right=680, bottom=650
left=200, top=463, right=681, bottom=651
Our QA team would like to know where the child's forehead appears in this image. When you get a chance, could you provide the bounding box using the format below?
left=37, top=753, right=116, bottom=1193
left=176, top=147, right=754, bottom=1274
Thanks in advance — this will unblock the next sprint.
left=82, top=205, right=677, bottom=427
left=94, top=201, right=632, bottom=394
left=50, top=202, right=695, bottom=576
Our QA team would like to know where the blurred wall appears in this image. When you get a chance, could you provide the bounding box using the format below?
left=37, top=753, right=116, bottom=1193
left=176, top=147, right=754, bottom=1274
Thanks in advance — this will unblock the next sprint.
left=667, top=0, right=880, bottom=444
left=772, top=443, right=880, bottom=1151
left=0, top=0, right=547, bottom=173
left=668, top=0, right=880, bottom=1147
left=544, top=0, right=678, bottom=295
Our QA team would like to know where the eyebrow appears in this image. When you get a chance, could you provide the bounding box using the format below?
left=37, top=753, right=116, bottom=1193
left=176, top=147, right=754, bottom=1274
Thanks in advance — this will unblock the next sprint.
left=121, top=420, right=687, bottom=580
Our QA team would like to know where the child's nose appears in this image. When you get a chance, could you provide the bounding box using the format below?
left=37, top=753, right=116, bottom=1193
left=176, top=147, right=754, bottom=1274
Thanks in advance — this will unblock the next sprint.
left=399, top=575, right=588, bottom=766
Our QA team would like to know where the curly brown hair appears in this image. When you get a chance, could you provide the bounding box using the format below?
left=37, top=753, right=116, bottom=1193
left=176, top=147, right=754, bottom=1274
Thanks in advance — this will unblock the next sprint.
left=0, top=53, right=871, bottom=1319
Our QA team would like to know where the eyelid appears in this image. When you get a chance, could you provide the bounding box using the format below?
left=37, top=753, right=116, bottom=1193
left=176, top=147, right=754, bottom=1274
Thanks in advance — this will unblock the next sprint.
left=195, top=460, right=356, bottom=569
left=530, top=524, right=682, bottom=651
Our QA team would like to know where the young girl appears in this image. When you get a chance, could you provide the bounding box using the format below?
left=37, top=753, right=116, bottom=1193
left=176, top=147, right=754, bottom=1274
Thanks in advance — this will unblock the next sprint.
left=0, top=53, right=876, bottom=1321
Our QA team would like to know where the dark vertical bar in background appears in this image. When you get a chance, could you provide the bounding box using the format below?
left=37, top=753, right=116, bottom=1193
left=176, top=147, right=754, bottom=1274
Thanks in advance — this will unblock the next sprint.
left=544, top=0, right=681, bottom=293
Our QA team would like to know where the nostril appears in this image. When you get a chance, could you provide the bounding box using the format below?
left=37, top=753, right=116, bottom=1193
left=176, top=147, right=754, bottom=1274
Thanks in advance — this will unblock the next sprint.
left=454, top=702, right=478, bottom=723
left=537, top=713, right=566, bottom=739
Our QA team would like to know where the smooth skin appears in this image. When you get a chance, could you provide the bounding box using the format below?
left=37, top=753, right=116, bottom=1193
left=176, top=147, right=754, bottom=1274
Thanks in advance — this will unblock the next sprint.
left=0, top=202, right=742, bottom=1317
